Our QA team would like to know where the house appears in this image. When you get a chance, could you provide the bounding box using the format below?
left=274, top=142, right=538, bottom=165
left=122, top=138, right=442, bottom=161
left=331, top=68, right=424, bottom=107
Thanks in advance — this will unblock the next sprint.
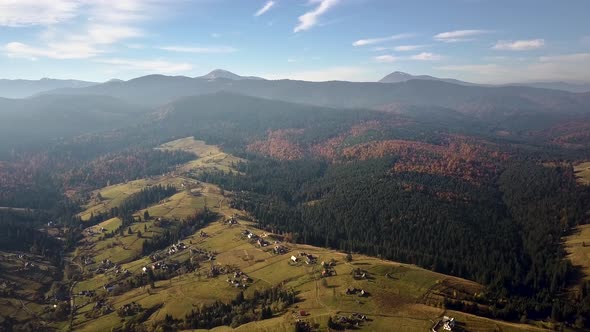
left=274, top=245, right=287, bottom=254
left=442, top=316, right=455, bottom=331
left=291, top=255, right=298, bottom=263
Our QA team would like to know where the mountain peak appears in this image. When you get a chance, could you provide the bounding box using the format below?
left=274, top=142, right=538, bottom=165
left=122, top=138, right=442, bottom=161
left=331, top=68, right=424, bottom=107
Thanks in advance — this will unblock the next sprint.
left=379, top=71, right=428, bottom=83
left=198, top=69, right=265, bottom=81
left=379, top=71, right=475, bottom=86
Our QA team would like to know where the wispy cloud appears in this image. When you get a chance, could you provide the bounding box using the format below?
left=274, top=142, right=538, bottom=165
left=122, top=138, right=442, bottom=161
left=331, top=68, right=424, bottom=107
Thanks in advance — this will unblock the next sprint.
left=374, top=52, right=442, bottom=63
left=255, top=1, right=275, bottom=17
left=492, top=39, right=545, bottom=51
left=436, top=53, right=590, bottom=83
left=5, top=41, right=100, bottom=60
left=2, top=0, right=162, bottom=60
left=392, top=45, right=426, bottom=52
left=0, top=0, right=79, bottom=27
left=294, top=0, right=339, bottom=33
left=374, top=55, right=399, bottom=63
left=434, top=29, right=488, bottom=42
left=95, top=58, right=193, bottom=74
left=436, top=64, right=505, bottom=76
left=353, top=34, right=414, bottom=47
left=410, top=52, right=441, bottom=61
left=159, top=45, right=237, bottom=54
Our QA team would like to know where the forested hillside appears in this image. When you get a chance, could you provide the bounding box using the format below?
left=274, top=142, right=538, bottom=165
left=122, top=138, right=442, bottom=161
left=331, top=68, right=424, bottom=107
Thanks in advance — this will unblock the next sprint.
left=0, top=91, right=589, bottom=329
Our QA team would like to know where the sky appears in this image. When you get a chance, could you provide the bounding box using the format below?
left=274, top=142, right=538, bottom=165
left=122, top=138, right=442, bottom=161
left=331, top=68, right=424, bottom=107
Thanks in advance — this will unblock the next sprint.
left=0, top=0, right=589, bottom=84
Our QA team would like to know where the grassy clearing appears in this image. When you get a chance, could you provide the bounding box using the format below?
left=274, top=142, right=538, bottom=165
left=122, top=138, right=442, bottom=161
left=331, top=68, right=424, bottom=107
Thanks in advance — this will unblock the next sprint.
left=574, top=162, right=590, bottom=186
left=157, top=136, right=243, bottom=174
left=78, top=176, right=187, bottom=221
left=565, top=224, right=590, bottom=282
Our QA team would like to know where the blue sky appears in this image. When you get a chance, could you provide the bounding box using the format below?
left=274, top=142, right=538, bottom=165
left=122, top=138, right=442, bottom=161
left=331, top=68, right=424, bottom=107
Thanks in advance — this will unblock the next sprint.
left=0, top=0, right=589, bottom=83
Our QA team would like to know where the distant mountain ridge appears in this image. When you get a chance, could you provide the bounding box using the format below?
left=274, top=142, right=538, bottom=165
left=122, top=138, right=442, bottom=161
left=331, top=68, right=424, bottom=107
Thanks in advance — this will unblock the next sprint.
left=196, top=69, right=265, bottom=81
left=378, top=71, right=590, bottom=93
left=0, top=78, right=97, bottom=98
left=40, top=72, right=590, bottom=121
left=379, top=71, right=475, bottom=86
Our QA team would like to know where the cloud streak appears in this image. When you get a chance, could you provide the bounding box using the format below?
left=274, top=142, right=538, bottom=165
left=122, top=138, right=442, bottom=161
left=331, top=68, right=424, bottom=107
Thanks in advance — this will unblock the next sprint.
left=294, top=0, right=339, bottom=33
left=374, top=52, right=442, bottom=63
left=436, top=53, right=590, bottom=83
left=374, top=55, right=399, bottom=63
left=434, top=29, right=488, bottom=42
left=0, top=0, right=79, bottom=27
left=410, top=52, right=441, bottom=61
left=492, top=39, right=545, bottom=51
left=5, top=41, right=100, bottom=60
left=255, top=1, right=275, bottom=16
left=353, top=34, right=414, bottom=47
left=95, top=58, right=193, bottom=74
left=159, top=45, right=237, bottom=54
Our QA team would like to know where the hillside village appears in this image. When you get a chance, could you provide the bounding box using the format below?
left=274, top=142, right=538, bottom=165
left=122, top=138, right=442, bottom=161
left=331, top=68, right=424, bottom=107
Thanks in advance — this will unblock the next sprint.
left=0, top=138, right=558, bottom=331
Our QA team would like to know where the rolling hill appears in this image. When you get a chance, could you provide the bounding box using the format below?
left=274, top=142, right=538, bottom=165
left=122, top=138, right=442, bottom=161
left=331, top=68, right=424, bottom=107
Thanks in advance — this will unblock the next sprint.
left=0, top=94, right=146, bottom=155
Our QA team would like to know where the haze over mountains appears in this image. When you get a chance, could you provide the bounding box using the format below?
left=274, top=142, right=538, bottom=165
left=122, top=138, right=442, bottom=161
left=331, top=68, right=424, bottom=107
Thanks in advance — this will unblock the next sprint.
left=0, top=78, right=96, bottom=98
left=0, top=68, right=588, bottom=159
left=1, top=69, right=589, bottom=99
left=378, top=71, right=590, bottom=93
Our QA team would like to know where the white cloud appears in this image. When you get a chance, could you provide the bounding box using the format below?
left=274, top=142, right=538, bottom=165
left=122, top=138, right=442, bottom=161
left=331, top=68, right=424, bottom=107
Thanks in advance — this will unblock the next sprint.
left=373, top=52, right=441, bottom=63
left=255, top=1, right=275, bottom=17
left=159, top=45, right=237, bottom=54
left=85, top=24, right=143, bottom=44
left=5, top=41, right=100, bottom=59
left=374, top=55, right=398, bottom=63
left=434, top=29, right=488, bottom=42
left=353, top=34, right=414, bottom=47
left=95, top=58, right=193, bottom=74
left=294, top=0, right=339, bottom=33
left=436, top=64, right=505, bottom=76
left=436, top=53, right=590, bottom=83
left=264, top=66, right=374, bottom=82
left=0, top=0, right=79, bottom=27
left=538, top=53, right=590, bottom=63
left=3, top=0, right=163, bottom=60
left=393, top=45, right=425, bottom=52
left=410, top=52, right=441, bottom=61
left=492, top=39, right=545, bottom=51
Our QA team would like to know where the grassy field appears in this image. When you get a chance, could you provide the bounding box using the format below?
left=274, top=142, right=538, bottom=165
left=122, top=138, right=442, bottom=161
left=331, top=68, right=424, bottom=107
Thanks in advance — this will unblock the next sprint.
left=66, top=138, right=552, bottom=332
left=157, top=136, right=243, bottom=174
left=565, top=224, right=590, bottom=282
left=0, top=251, right=58, bottom=328
left=574, top=162, right=590, bottom=186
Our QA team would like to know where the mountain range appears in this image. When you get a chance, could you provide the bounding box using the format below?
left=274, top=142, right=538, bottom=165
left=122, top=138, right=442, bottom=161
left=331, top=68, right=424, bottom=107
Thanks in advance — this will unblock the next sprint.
left=378, top=71, right=590, bottom=93
left=1, top=69, right=589, bottom=99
